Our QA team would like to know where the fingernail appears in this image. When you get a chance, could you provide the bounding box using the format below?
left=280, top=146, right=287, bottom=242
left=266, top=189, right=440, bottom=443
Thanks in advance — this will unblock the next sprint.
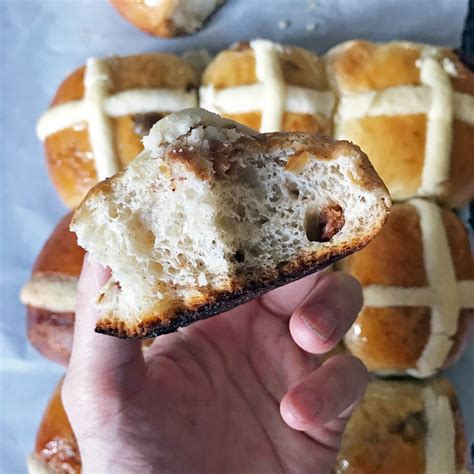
left=299, top=304, right=336, bottom=342
left=292, top=388, right=319, bottom=423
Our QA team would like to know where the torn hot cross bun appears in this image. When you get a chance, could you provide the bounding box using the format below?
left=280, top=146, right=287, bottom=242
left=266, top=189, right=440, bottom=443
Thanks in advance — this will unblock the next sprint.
left=71, top=108, right=390, bottom=338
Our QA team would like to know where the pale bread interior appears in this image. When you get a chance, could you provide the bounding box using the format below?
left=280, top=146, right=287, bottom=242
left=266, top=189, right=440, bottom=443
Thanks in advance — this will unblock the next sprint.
left=72, top=109, right=390, bottom=330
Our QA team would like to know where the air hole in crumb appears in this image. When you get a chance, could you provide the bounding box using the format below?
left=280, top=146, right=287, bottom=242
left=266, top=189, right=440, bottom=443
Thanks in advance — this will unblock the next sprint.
left=305, top=204, right=345, bottom=242
left=236, top=203, right=246, bottom=218
left=287, top=182, right=299, bottom=199
left=132, top=113, right=165, bottom=136
left=234, top=250, right=245, bottom=263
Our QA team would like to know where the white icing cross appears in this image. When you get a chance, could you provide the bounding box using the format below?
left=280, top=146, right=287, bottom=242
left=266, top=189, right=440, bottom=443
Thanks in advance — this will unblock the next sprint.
left=334, top=49, right=474, bottom=198
left=20, top=274, right=78, bottom=313
left=418, top=49, right=454, bottom=197
left=362, top=198, right=474, bottom=377
left=37, top=57, right=197, bottom=180
left=422, top=387, right=457, bottom=474
left=200, top=39, right=335, bottom=132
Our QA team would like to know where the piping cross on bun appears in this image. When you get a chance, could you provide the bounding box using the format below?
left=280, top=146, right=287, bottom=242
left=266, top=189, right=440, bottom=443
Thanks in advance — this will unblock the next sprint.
left=201, top=39, right=336, bottom=134
left=336, top=377, right=468, bottom=474
left=21, top=213, right=83, bottom=366
left=325, top=40, right=474, bottom=207
left=340, top=200, right=474, bottom=378
left=72, top=108, right=390, bottom=338
left=37, top=53, right=200, bottom=208
left=110, top=0, right=224, bottom=38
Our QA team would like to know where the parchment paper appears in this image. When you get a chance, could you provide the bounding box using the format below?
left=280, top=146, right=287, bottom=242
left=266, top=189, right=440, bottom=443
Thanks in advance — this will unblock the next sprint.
left=1, top=0, right=472, bottom=472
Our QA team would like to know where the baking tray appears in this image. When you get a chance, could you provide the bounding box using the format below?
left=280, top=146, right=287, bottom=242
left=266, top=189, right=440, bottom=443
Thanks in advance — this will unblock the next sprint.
left=0, top=0, right=472, bottom=472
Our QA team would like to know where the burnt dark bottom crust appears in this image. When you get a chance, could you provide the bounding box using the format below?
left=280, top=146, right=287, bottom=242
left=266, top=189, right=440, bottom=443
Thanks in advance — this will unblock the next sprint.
left=95, top=240, right=371, bottom=339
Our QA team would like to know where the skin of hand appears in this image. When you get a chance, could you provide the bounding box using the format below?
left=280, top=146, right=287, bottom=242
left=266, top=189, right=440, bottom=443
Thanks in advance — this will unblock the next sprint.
left=62, top=254, right=367, bottom=474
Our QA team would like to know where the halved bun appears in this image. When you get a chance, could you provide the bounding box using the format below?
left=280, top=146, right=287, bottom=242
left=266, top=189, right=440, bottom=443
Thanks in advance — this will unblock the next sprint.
left=72, top=108, right=391, bottom=337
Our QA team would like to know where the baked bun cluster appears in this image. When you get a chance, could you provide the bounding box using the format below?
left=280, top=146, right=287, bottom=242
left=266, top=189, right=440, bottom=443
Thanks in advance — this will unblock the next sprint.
left=336, top=377, right=468, bottom=473
left=27, top=38, right=473, bottom=474
left=110, top=0, right=224, bottom=38
left=37, top=40, right=474, bottom=209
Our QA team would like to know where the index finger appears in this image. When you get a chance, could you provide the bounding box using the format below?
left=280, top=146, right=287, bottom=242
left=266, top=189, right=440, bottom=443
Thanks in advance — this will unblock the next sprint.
left=67, top=253, right=144, bottom=388
left=259, top=269, right=331, bottom=317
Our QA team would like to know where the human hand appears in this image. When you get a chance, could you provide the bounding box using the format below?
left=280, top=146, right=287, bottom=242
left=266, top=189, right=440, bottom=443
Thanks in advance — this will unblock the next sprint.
left=62, top=254, right=367, bottom=473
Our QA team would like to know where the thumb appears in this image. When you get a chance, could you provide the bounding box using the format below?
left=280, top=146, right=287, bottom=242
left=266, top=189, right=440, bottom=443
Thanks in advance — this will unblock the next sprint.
left=65, top=253, right=145, bottom=394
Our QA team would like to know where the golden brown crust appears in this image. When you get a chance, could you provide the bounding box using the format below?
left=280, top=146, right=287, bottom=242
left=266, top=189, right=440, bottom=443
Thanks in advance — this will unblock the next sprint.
left=74, top=132, right=390, bottom=338
left=442, top=206, right=474, bottom=281
left=344, top=316, right=473, bottom=373
left=45, top=128, right=96, bottom=209
left=221, top=112, right=332, bottom=135
left=335, top=115, right=426, bottom=201
left=32, top=213, right=84, bottom=276
left=43, top=54, right=200, bottom=208
left=27, top=307, right=74, bottom=367
left=203, top=44, right=328, bottom=90
left=326, top=40, right=422, bottom=93
left=341, top=203, right=428, bottom=287
left=336, top=378, right=467, bottom=473
left=202, top=47, right=257, bottom=87
left=201, top=43, right=333, bottom=134
left=327, top=40, right=474, bottom=207
left=340, top=202, right=473, bottom=372
left=26, top=213, right=82, bottom=365
left=450, top=120, right=474, bottom=211
left=344, top=306, right=431, bottom=371
left=34, top=379, right=81, bottom=473
left=51, top=66, right=86, bottom=104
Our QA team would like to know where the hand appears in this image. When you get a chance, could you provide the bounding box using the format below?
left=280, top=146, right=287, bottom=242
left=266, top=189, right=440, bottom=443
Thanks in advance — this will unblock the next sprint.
left=63, top=254, right=367, bottom=473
